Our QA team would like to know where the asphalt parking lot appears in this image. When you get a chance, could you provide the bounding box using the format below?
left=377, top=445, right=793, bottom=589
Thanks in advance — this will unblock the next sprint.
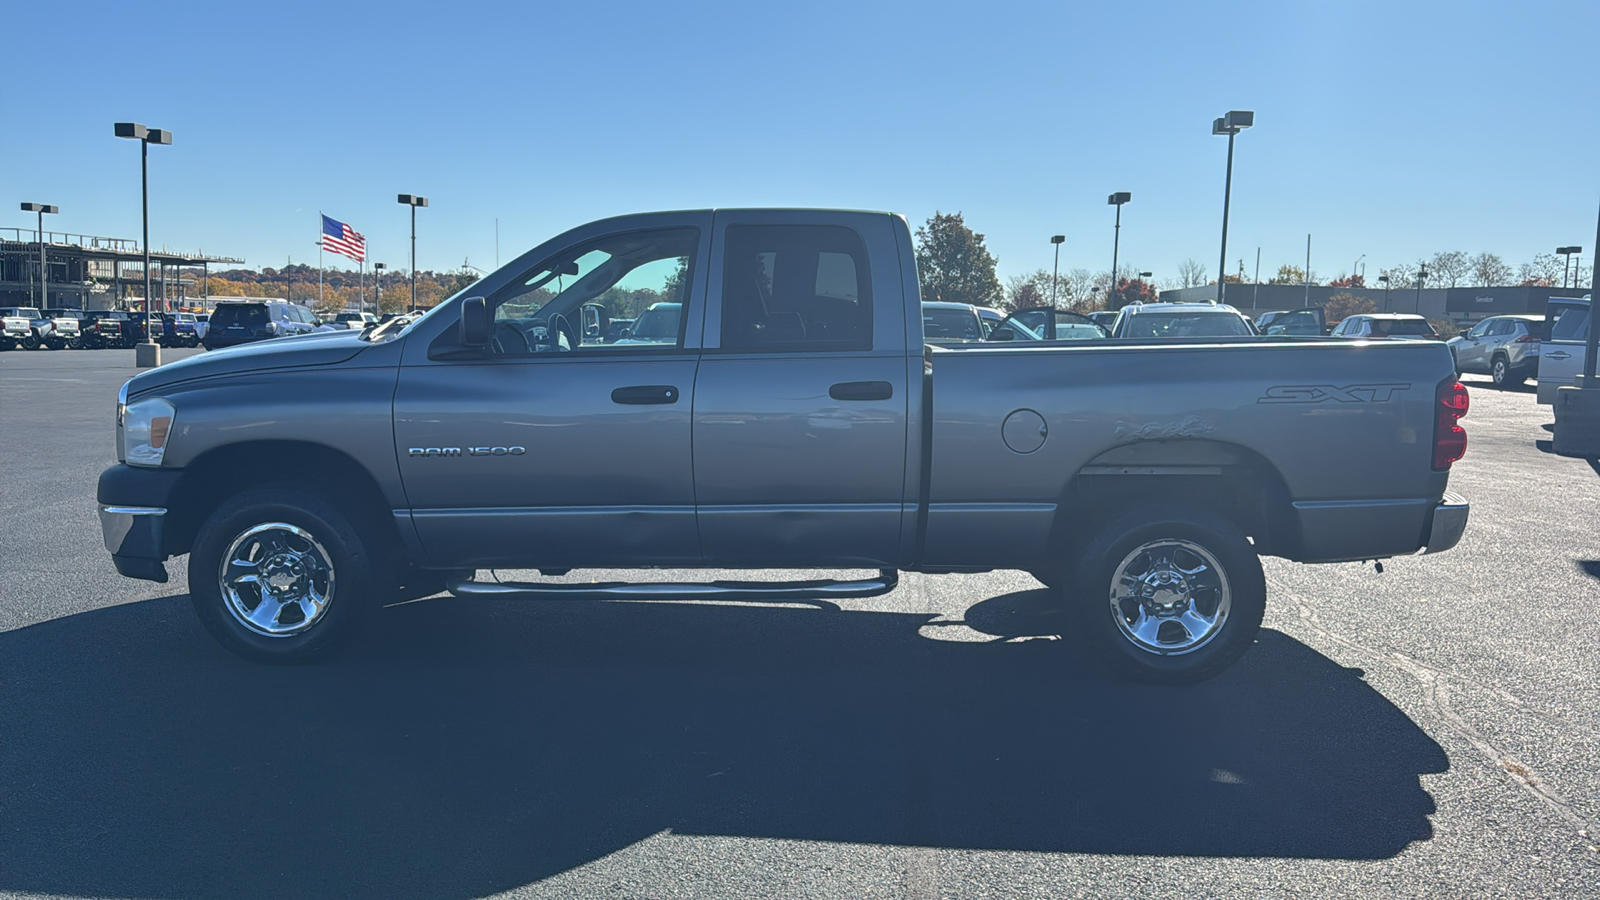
left=2, top=346, right=1597, bottom=899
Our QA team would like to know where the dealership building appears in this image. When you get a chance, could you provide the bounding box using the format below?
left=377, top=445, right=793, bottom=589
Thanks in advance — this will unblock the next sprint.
left=0, top=226, right=241, bottom=310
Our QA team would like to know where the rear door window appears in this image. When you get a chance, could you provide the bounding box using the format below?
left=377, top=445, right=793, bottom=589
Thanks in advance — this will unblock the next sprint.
left=719, top=225, right=873, bottom=351
left=1548, top=304, right=1590, bottom=342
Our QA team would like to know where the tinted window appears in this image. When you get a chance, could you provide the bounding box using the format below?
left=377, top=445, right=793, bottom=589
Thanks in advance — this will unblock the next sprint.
left=211, top=304, right=271, bottom=330
left=720, top=225, right=872, bottom=351
left=923, top=307, right=982, bottom=340
left=1370, top=318, right=1434, bottom=336
left=1549, top=305, right=1590, bottom=342
left=1467, top=320, right=1492, bottom=338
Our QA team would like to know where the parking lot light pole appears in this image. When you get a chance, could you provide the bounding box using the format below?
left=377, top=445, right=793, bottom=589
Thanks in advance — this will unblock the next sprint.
left=1213, top=110, right=1254, bottom=304
left=1557, top=246, right=1581, bottom=289
left=115, top=122, right=172, bottom=367
left=1415, top=264, right=1428, bottom=314
left=1379, top=274, right=1390, bottom=311
left=20, top=203, right=58, bottom=308
left=374, top=262, right=385, bottom=311
left=1107, top=193, right=1130, bottom=306
left=398, top=194, right=428, bottom=312
left=1050, top=235, right=1065, bottom=309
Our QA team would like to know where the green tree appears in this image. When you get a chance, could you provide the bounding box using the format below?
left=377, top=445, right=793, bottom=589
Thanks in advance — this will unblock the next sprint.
left=1325, top=292, right=1377, bottom=323
left=914, top=211, right=1002, bottom=307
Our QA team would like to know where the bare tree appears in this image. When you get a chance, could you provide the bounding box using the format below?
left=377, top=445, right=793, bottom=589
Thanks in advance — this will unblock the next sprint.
left=1517, top=253, right=1565, bottom=287
left=1378, top=264, right=1416, bottom=291
left=1004, top=269, right=1056, bottom=312
left=1469, top=252, right=1512, bottom=287
left=1061, top=268, right=1096, bottom=310
left=1176, top=258, right=1208, bottom=288
left=1429, top=251, right=1471, bottom=288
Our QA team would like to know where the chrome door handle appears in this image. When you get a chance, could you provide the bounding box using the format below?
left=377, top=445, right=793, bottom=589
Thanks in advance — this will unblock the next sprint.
left=1546, top=351, right=1572, bottom=360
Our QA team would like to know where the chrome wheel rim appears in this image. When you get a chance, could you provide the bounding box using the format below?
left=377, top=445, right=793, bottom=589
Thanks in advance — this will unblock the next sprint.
left=1108, top=538, right=1231, bottom=656
left=1492, top=359, right=1506, bottom=383
left=219, top=522, right=336, bottom=637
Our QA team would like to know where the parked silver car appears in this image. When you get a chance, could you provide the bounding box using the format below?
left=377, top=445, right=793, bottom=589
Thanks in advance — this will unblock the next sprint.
left=1447, top=314, right=1541, bottom=387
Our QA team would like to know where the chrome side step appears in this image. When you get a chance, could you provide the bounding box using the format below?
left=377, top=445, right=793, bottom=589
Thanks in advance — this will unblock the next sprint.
left=447, top=569, right=899, bottom=602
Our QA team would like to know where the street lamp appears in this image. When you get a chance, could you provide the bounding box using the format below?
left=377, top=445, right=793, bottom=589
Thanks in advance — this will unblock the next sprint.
left=1107, top=192, right=1130, bottom=305
left=1378, top=274, right=1390, bottom=311
left=20, top=203, right=58, bottom=308
left=398, top=194, right=429, bottom=311
left=373, top=262, right=386, bottom=311
left=1050, top=235, right=1065, bottom=309
left=1557, top=246, right=1582, bottom=289
left=1212, top=110, right=1254, bottom=304
left=115, top=122, right=173, bottom=367
left=1415, top=263, right=1429, bottom=314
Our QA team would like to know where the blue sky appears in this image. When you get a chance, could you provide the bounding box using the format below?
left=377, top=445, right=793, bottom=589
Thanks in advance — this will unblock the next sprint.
left=7, top=1, right=1598, bottom=287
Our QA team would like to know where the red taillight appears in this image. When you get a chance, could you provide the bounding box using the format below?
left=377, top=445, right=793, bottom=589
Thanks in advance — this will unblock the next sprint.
left=1433, top=380, right=1469, bottom=470
left=1515, top=334, right=1534, bottom=343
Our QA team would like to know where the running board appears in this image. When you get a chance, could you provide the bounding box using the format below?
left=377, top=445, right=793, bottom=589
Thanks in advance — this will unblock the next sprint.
left=447, top=569, right=899, bottom=602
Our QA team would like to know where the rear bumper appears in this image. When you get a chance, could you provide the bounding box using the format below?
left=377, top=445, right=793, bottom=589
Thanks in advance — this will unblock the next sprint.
left=1290, top=491, right=1469, bottom=562
left=1421, top=491, right=1469, bottom=554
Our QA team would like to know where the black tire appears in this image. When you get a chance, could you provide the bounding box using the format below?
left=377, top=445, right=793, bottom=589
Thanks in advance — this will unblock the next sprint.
left=1490, top=354, right=1524, bottom=388
left=189, top=487, right=376, bottom=663
left=1070, top=505, right=1265, bottom=684
left=21, top=334, right=40, bottom=350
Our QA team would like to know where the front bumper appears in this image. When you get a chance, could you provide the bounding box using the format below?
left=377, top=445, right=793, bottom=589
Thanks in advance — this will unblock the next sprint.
left=100, top=505, right=169, bottom=582
left=98, top=464, right=185, bottom=582
left=1421, top=491, right=1469, bottom=554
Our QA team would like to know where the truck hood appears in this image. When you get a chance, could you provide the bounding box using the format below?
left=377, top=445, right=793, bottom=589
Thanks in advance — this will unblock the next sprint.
left=124, top=329, right=371, bottom=396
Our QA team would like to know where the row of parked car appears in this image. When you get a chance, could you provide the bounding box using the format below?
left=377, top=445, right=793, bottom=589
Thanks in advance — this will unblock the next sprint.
left=918, top=296, right=1595, bottom=400
left=0, top=300, right=386, bottom=352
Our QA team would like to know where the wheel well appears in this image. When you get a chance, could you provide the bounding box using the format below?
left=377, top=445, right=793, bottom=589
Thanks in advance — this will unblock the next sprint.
left=1049, top=441, right=1301, bottom=566
left=164, top=441, right=402, bottom=562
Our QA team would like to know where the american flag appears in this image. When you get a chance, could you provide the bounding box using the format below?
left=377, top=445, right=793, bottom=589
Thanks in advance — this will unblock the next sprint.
left=321, top=214, right=366, bottom=262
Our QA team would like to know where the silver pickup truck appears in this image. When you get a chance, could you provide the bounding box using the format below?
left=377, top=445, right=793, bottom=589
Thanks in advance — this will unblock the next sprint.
left=98, top=209, right=1470, bottom=682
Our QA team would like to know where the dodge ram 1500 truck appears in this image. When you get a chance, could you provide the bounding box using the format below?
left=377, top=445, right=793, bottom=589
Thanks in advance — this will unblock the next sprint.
left=98, top=209, right=1470, bottom=682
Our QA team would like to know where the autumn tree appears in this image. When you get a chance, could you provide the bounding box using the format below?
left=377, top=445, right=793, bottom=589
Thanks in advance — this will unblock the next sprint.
left=1325, top=292, right=1377, bottom=323
left=1269, top=264, right=1317, bottom=285
left=914, top=212, right=1002, bottom=307
left=1517, top=253, right=1563, bottom=286
left=1107, top=277, right=1159, bottom=310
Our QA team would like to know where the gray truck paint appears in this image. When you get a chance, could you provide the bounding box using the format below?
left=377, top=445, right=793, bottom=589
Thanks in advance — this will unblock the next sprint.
left=103, top=208, right=1466, bottom=582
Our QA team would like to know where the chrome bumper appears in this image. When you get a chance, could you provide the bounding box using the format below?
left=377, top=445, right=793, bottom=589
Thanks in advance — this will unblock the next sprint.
left=1421, top=491, right=1469, bottom=554
left=99, top=505, right=169, bottom=582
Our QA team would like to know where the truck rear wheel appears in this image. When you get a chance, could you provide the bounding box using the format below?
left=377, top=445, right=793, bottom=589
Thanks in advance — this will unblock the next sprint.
left=189, top=488, right=375, bottom=663
left=1071, top=505, right=1264, bottom=684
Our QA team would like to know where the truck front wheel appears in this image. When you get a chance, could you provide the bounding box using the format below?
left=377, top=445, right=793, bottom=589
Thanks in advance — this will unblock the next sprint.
left=1071, top=506, right=1265, bottom=684
left=189, top=488, right=375, bottom=663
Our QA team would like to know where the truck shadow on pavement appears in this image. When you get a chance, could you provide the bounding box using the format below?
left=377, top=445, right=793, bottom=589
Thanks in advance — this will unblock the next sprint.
left=1, top=589, right=1446, bottom=900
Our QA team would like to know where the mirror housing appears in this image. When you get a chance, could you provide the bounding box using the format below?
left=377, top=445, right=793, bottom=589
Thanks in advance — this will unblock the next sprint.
left=460, top=296, right=489, bottom=347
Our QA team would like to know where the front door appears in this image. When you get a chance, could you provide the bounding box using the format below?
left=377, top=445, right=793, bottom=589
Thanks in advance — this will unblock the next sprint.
left=394, top=217, right=711, bottom=568
left=691, top=211, right=910, bottom=567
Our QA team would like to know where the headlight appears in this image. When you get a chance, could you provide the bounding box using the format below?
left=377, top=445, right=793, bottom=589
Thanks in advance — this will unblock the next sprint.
left=123, top=397, right=176, bottom=467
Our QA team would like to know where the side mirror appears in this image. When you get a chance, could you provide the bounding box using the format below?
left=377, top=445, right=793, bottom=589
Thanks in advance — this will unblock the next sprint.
left=987, top=326, right=1015, bottom=342
left=460, top=296, right=489, bottom=347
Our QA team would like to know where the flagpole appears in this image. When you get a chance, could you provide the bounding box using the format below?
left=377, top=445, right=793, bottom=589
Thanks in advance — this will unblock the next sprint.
left=318, top=212, right=324, bottom=308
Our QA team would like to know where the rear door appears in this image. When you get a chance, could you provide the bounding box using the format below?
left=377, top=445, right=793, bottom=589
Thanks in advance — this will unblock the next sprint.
left=692, top=211, right=910, bottom=567
left=1537, top=299, right=1590, bottom=403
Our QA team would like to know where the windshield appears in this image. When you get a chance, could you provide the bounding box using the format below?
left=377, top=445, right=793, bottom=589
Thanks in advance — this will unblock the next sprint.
left=1121, top=312, right=1252, bottom=338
